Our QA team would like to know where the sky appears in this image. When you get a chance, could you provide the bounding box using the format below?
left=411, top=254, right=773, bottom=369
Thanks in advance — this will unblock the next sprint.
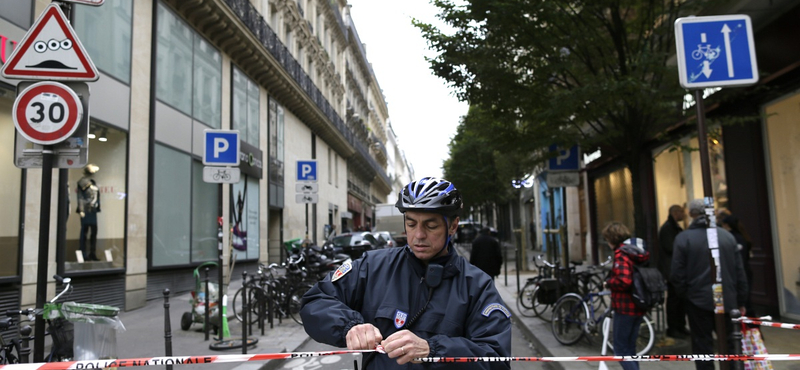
left=346, top=0, right=469, bottom=180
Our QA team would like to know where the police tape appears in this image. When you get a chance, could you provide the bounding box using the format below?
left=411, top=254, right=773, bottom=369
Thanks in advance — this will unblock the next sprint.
left=1, top=353, right=800, bottom=369
left=735, top=317, right=800, bottom=330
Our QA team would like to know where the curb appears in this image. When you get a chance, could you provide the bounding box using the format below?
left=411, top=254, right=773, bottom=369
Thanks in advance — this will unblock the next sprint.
left=510, top=312, right=564, bottom=370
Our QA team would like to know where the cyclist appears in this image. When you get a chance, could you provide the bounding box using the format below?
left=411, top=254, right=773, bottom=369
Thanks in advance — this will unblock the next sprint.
left=602, top=222, right=649, bottom=370
left=300, top=177, right=511, bottom=369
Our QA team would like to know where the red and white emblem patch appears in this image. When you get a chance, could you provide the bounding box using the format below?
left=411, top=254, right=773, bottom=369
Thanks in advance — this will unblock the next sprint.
left=394, top=309, right=408, bottom=329
left=331, top=260, right=353, bottom=282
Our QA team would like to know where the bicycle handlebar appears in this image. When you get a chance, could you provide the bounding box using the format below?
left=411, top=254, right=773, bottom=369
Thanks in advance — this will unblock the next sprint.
left=51, top=275, right=72, bottom=303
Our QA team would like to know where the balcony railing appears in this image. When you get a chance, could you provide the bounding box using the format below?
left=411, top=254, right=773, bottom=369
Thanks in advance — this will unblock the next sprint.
left=222, top=0, right=390, bottom=186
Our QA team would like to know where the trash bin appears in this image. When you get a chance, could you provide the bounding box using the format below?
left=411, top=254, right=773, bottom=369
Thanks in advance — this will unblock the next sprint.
left=60, top=302, right=126, bottom=360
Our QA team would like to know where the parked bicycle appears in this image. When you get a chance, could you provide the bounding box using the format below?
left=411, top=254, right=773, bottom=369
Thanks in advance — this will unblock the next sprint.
left=231, top=261, right=313, bottom=326
left=551, top=289, right=654, bottom=355
left=0, top=309, right=33, bottom=364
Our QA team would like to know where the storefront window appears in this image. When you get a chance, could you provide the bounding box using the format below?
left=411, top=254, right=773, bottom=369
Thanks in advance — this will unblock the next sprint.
left=74, top=0, right=132, bottom=84
left=764, top=92, right=800, bottom=319
left=65, top=123, right=127, bottom=271
left=152, top=144, right=220, bottom=267
left=0, top=1, right=33, bottom=30
left=652, top=128, right=727, bottom=226
left=232, top=177, right=259, bottom=261
left=232, top=67, right=259, bottom=146
left=0, top=96, right=21, bottom=278
left=594, top=167, right=633, bottom=262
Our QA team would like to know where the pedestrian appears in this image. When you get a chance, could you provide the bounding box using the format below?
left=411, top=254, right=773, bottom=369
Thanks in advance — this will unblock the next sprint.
left=603, top=221, right=649, bottom=370
left=470, top=226, right=503, bottom=279
left=658, top=204, right=690, bottom=338
left=300, top=177, right=512, bottom=369
left=720, top=214, right=754, bottom=314
left=671, top=199, right=749, bottom=370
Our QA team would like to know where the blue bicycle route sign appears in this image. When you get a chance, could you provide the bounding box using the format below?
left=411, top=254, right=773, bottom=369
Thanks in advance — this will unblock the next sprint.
left=675, top=15, right=758, bottom=89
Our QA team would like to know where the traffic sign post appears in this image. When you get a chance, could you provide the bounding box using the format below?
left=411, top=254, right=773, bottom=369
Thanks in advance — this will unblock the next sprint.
left=13, top=81, right=82, bottom=145
left=675, top=15, right=758, bottom=89
left=675, top=15, right=759, bottom=369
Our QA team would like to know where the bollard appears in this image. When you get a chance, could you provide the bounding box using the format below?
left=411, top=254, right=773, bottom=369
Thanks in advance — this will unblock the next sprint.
left=242, top=271, right=248, bottom=355
left=19, top=324, right=32, bottom=363
left=268, top=282, right=274, bottom=329
left=731, top=309, right=743, bottom=370
left=163, top=289, right=173, bottom=370
left=204, top=267, right=210, bottom=341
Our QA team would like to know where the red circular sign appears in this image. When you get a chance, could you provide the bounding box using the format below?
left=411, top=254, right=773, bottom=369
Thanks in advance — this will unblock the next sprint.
left=13, top=81, right=82, bottom=145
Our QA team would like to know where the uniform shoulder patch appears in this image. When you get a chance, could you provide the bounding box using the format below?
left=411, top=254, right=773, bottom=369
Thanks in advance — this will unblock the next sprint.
left=331, top=260, right=353, bottom=282
left=481, top=303, right=511, bottom=318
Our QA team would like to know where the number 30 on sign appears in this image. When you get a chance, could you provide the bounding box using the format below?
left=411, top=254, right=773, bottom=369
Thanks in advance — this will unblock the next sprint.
left=13, top=81, right=83, bottom=145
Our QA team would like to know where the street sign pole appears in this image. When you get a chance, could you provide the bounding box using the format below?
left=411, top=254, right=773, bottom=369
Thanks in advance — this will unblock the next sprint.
left=676, top=14, right=758, bottom=369
left=34, top=146, right=53, bottom=362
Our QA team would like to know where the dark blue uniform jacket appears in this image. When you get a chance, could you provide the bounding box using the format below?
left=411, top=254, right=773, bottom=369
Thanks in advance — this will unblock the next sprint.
left=300, top=245, right=512, bottom=369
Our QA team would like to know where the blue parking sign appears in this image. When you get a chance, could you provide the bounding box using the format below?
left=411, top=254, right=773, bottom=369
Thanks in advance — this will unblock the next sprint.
left=548, top=145, right=580, bottom=171
left=203, top=130, right=239, bottom=166
left=675, top=15, right=758, bottom=89
left=297, top=160, right=317, bottom=181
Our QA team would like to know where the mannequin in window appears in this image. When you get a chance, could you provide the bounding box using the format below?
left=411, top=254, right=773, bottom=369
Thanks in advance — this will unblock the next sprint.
left=77, top=164, right=101, bottom=261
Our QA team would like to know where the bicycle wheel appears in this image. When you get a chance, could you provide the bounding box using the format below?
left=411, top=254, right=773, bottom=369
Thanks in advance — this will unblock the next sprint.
left=603, top=314, right=655, bottom=355
left=288, top=283, right=313, bottom=325
left=209, top=338, right=259, bottom=351
left=232, top=287, right=264, bottom=322
left=517, top=281, right=538, bottom=315
left=550, top=294, right=588, bottom=345
left=530, top=286, right=552, bottom=321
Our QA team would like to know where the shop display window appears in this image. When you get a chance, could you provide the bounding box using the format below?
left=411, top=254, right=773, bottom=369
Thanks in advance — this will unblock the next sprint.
left=764, top=92, right=800, bottom=319
left=65, top=123, right=127, bottom=272
left=652, top=128, right=727, bottom=227
left=593, top=167, right=633, bottom=262
left=0, top=97, right=22, bottom=278
left=74, top=0, right=132, bottom=84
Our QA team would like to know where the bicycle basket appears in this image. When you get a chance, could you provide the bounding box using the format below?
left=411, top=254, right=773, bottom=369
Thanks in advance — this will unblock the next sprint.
left=538, top=279, right=561, bottom=305
left=49, top=317, right=74, bottom=359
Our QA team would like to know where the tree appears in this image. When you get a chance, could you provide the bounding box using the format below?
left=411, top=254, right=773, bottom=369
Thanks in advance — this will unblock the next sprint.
left=416, top=0, right=720, bottom=234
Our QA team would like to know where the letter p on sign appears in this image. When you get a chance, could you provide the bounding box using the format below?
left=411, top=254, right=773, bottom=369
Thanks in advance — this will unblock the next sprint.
left=297, top=160, right=317, bottom=181
left=203, top=130, right=239, bottom=166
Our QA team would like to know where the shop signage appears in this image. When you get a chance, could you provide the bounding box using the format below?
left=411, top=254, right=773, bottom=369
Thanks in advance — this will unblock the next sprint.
left=238, top=140, right=263, bottom=179
left=1, top=34, right=19, bottom=64
left=547, top=171, right=580, bottom=188
left=1, top=3, right=98, bottom=81
left=13, top=81, right=82, bottom=145
left=675, top=14, right=758, bottom=89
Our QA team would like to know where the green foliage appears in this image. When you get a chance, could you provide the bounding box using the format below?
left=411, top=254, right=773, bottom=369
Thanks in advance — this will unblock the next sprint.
left=418, top=0, right=724, bottom=233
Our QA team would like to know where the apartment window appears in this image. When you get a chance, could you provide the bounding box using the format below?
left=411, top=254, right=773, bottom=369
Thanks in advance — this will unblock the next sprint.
left=156, top=2, right=221, bottom=127
left=268, top=98, right=285, bottom=208
left=152, top=144, right=219, bottom=267
left=74, top=0, right=132, bottom=84
left=328, top=148, right=332, bottom=185
left=232, top=67, right=260, bottom=147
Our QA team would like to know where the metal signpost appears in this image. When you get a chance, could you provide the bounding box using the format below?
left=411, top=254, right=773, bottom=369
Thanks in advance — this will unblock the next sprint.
left=202, top=129, right=240, bottom=334
left=296, top=160, right=318, bottom=239
left=0, top=2, right=100, bottom=361
left=546, top=144, right=580, bottom=265
left=675, top=14, right=758, bottom=369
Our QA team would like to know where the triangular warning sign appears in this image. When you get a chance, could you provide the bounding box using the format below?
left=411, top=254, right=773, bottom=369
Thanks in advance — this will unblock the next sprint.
left=1, top=3, right=98, bottom=81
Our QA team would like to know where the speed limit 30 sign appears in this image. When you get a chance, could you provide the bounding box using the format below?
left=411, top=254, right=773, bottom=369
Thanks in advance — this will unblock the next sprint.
left=13, top=81, right=83, bottom=145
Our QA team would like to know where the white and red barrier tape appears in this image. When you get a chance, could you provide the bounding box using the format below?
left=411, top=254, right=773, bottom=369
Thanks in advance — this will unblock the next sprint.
left=1, top=352, right=799, bottom=369
left=736, top=317, right=800, bottom=330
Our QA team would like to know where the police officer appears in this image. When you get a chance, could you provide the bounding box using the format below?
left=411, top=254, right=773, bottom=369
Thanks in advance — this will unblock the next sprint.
left=300, top=177, right=511, bottom=369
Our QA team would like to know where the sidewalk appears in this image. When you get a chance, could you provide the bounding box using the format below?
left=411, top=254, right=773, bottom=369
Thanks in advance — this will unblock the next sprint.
left=112, top=246, right=800, bottom=370
left=491, top=243, right=800, bottom=370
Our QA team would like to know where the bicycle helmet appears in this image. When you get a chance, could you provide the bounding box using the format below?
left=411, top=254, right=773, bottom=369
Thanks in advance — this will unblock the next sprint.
left=395, top=177, right=463, bottom=217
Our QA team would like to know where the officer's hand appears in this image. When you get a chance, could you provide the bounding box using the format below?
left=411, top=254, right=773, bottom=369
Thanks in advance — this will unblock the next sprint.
left=79, top=212, right=85, bottom=218
left=382, top=329, right=429, bottom=365
left=345, top=324, right=383, bottom=351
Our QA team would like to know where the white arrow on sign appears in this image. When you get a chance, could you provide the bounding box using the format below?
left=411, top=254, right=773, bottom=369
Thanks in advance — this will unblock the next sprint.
left=721, top=24, right=734, bottom=77
left=702, top=60, right=712, bottom=78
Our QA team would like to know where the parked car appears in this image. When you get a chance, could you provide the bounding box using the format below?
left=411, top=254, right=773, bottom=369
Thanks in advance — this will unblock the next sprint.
left=330, top=232, right=380, bottom=259
left=372, top=231, right=399, bottom=248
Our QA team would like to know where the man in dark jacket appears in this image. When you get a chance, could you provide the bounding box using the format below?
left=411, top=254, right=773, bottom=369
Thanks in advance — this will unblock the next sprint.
left=671, top=199, right=749, bottom=370
left=658, top=204, right=688, bottom=338
left=470, top=227, right=503, bottom=279
left=300, top=177, right=511, bottom=369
